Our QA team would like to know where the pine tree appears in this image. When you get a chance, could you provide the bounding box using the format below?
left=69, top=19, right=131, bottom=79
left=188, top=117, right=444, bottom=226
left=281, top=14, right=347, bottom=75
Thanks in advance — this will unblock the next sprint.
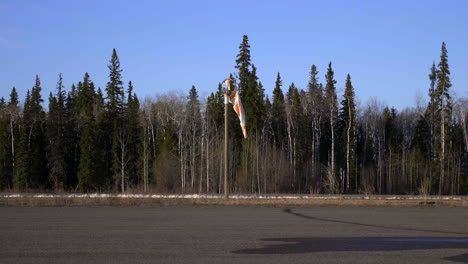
left=76, top=73, right=98, bottom=191
left=382, top=106, right=400, bottom=193
left=324, top=62, right=338, bottom=192
left=0, top=87, right=20, bottom=189
left=64, top=84, right=79, bottom=189
left=106, top=48, right=125, bottom=116
left=234, top=35, right=265, bottom=136
left=29, top=76, right=48, bottom=188
left=126, top=81, right=141, bottom=187
left=435, top=42, right=452, bottom=194
left=105, top=49, right=126, bottom=191
left=243, top=64, right=265, bottom=134
left=14, top=76, right=47, bottom=189
left=271, top=72, right=287, bottom=148
left=47, top=73, right=67, bottom=190
left=427, top=62, right=438, bottom=161
left=0, top=98, right=9, bottom=189
left=307, top=65, right=323, bottom=185
left=93, top=87, right=109, bottom=189
left=286, top=83, right=304, bottom=188
left=186, top=85, right=201, bottom=189
left=235, top=35, right=251, bottom=92
left=338, top=74, right=356, bottom=192
left=206, top=83, right=224, bottom=132
left=14, top=90, right=30, bottom=189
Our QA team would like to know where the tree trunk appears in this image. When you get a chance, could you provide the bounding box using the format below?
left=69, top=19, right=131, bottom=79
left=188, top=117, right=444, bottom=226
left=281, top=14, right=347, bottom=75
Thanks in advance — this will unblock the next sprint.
left=440, top=103, right=445, bottom=195
left=206, top=136, right=209, bottom=193
left=199, top=122, right=204, bottom=193
left=346, top=99, right=351, bottom=192
left=10, top=118, right=15, bottom=170
left=330, top=109, right=335, bottom=191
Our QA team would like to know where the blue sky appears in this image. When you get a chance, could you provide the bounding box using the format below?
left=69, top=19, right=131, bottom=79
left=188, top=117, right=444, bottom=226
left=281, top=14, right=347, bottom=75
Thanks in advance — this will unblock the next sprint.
left=1, top=0, right=467, bottom=110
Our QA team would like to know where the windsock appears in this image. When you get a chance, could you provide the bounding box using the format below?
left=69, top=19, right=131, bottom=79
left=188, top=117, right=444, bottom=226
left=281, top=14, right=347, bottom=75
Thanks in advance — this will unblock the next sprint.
left=226, top=90, right=247, bottom=139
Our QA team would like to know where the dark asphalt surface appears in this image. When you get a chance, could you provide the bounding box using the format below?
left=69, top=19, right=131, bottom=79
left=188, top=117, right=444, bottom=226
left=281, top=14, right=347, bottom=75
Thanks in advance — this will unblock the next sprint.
left=1, top=206, right=468, bottom=263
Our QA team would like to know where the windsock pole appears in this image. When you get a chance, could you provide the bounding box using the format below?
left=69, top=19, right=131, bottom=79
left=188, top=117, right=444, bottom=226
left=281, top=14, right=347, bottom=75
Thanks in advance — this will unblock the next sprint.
left=224, top=79, right=230, bottom=199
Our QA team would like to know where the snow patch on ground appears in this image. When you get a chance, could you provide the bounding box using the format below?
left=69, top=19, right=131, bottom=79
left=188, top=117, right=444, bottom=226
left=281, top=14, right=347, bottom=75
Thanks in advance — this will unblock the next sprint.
left=0, top=193, right=466, bottom=200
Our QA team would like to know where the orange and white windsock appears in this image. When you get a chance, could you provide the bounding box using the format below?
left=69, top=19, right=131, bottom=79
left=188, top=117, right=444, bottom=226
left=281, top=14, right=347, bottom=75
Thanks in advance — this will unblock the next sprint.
left=225, top=88, right=247, bottom=139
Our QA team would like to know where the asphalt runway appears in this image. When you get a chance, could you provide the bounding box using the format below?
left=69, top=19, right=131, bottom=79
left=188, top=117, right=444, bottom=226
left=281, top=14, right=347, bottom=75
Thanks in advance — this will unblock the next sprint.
left=1, top=206, right=467, bottom=263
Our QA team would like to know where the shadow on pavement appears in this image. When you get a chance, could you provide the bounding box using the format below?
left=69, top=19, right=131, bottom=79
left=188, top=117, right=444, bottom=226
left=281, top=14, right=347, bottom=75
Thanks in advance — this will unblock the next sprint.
left=232, top=208, right=468, bottom=263
left=282, top=208, right=468, bottom=236
left=232, top=237, right=468, bottom=262
left=232, top=237, right=468, bottom=254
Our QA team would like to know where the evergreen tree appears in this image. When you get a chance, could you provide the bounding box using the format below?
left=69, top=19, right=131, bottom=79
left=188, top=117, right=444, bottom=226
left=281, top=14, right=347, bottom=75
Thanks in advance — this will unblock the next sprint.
left=76, top=73, right=98, bottom=191
left=14, top=90, right=31, bottom=189
left=286, top=83, right=305, bottom=188
left=271, top=72, right=287, bottom=148
left=413, top=115, right=431, bottom=159
left=307, top=65, right=323, bottom=185
left=64, top=84, right=79, bottom=189
left=0, top=87, right=20, bottom=189
left=242, top=64, right=265, bottom=134
left=15, top=76, right=47, bottom=189
left=9, top=87, right=19, bottom=106
left=206, top=83, right=224, bottom=132
left=94, top=87, right=109, bottom=189
left=235, top=35, right=251, bottom=92
left=105, top=49, right=126, bottom=190
left=106, top=48, right=125, bottom=116
left=234, top=35, right=265, bottom=136
left=186, top=85, right=201, bottom=189
left=383, top=106, right=401, bottom=193
left=0, top=98, right=9, bottom=189
left=338, top=74, right=356, bottom=192
left=435, top=42, right=452, bottom=194
left=427, top=62, right=438, bottom=160
left=324, top=62, right=338, bottom=192
left=47, top=73, right=67, bottom=190
left=126, top=81, right=141, bottom=187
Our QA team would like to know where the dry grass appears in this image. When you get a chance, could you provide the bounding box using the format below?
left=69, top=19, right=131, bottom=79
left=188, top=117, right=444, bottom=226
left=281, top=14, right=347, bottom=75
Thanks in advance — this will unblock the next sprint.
left=1, top=196, right=467, bottom=207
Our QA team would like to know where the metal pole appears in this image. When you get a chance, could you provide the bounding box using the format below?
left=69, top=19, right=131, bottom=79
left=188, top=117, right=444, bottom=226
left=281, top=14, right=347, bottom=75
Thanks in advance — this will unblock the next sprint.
left=224, top=79, right=230, bottom=199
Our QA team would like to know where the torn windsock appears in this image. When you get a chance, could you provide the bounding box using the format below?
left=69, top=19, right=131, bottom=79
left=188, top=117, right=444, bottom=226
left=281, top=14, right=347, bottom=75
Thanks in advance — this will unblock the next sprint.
left=227, top=90, right=247, bottom=139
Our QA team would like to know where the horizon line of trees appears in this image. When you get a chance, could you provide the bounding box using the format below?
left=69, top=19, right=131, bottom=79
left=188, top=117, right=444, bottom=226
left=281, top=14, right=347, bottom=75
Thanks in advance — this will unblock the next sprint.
left=0, top=38, right=467, bottom=194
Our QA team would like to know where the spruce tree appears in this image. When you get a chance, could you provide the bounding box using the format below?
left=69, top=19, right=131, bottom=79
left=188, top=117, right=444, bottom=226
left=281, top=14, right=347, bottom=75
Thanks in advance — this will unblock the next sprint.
left=105, top=49, right=126, bottom=190
left=235, top=35, right=251, bottom=92
left=435, top=42, right=452, bottom=194
left=126, top=81, right=141, bottom=187
left=338, top=74, right=356, bottom=192
left=47, top=73, right=67, bottom=190
left=14, top=76, right=47, bottom=189
left=14, top=90, right=31, bottom=189
left=186, top=85, right=201, bottom=188
left=0, top=98, right=9, bottom=189
left=206, top=83, right=224, bottom=132
left=244, top=65, right=265, bottom=134
left=286, top=83, right=304, bottom=188
left=307, top=65, right=323, bottom=182
left=94, top=87, right=109, bottom=189
left=64, top=84, right=79, bottom=189
left=29, top=76, right=48, bottom=188
left=0, top=88, right=20, bottom=189
left=427, top=62, right=438, bottom=161
left=76, top=73, right=98, bottom=191
left=106, top=48, right=125, bottom=116
left=271, top=72, right=287, bottom=148
left=324, top=62, right=338, bottom=192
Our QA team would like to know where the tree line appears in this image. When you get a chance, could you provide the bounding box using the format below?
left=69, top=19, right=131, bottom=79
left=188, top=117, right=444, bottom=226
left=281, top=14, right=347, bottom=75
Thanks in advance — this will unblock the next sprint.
left=0, top=37, right=467, bottom=194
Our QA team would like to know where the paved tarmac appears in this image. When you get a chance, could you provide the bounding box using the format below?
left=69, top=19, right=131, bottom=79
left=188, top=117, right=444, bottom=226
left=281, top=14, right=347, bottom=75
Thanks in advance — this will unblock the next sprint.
left=1, top=206, right=467, bottom=263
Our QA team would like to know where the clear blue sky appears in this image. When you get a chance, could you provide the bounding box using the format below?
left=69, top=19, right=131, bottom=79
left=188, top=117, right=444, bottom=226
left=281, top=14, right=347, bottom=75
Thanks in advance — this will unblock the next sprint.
left=1, top=0, right=467, bottom=110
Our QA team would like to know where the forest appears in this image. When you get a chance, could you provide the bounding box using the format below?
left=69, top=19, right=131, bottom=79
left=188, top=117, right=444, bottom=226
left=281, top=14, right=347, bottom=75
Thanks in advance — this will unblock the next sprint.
left=0, top=36, right=467, bottom=195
